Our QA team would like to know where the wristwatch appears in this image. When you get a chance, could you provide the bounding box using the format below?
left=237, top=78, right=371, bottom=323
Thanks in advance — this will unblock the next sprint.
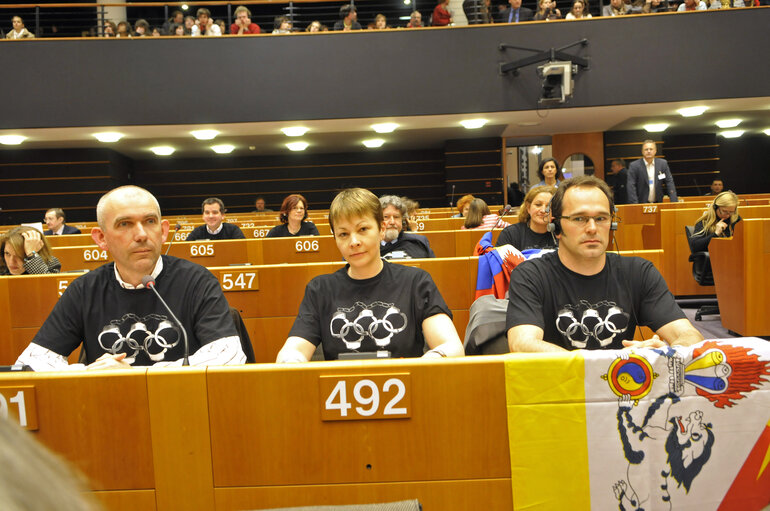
left=24, top=251, right=37, bottom=262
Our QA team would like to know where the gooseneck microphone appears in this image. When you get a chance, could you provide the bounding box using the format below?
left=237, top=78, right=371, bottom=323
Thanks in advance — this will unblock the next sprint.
left=142, top=275, right=190, bottom=366
left=164, top=223, right=182, bottom=256
left=449, top=184, right=456, bottom=208
left=492, top=204, right=512, bottom=230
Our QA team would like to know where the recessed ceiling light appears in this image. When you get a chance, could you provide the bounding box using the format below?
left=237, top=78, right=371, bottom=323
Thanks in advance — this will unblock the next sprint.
left=371, top=123, right=399, bottom=133
left=531, top=146, right=543, bottom=154
left=715, top=119, right=741, bottom=129
left=190, top=129, right=219, bottom=140
left=677, top=106, right=708, bottom=117
left=764, top=129, right=770, bottom=136
left=286, top=141, right=309, bottom=151
left=93, top=132, right=124, bottom=143
left=719, top=130, right=744, bottom=139
left=643, top=123, right=669, bottom=132
left=281, top=127, right=309, bottom=137
left=460, top=119, right=488, bottom=129
left=362, top=138, right=385, bottom=148
left=0, top=135, right=27, bottom=145
left=150, top=146, right=175, bottom=156
left=211, top=144, right=235, bottom=154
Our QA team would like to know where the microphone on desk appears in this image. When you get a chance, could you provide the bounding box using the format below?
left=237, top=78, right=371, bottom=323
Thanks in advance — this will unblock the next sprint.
left=164, top=223, right=182, bottom=256
left=492, top=205, right=512, bottom=229
left=142, top=275, right=190, bottom=366
left=449, top=184, right=456, bottom=208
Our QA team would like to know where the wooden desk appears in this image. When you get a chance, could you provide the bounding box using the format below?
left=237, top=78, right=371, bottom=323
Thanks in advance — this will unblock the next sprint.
left=710, top=219, right=770, bottom=336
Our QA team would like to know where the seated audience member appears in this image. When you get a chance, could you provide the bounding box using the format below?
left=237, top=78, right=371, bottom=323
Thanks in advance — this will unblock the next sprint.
left=432, top=0, right=454, bottom=25
left=185, top=198, right=246, bottom=241
left=183, top=16, right=195, bottom=35
left=15, top=186, right=245, bottom=370
left=151, top=26, right=161, bottom=37
left=677, top=0, right=707, bottom=9
left=373, top=14, right=390, bottom=29
left=191, top=8, right=221, bottom=36
left=379, top=195, right=435, bottom=259
left=453, top=194, right=475, bottom=218
left=605, top=159, right=628, bottom=205
left=172, top=23, right=185, bottom=36
left=629, top=0, right=668, bottom=12
left=276, top=188, right=463, bottom=362
left=272, top=16, right=293, bottom=33
left=334, top=5, right=362, bottom=30
left=231, top=6, right=261, bottom=34
left=465, top=0, right=495, bottom=24
left=535, top=157, right=564, bottom=187
left=44, top=208, right=81, bottom=235
left=406, top=11, right=424, bottom=27
left=495, top=185, right=557, bottom=250
left=6, top=16, right=35, bottom=39
left=215, top=19, right=227, bottom=34
left=603, top=0, right=631, bottom=14
left=463, top=198, right=511, bottom=230
left=102, top=20, right=117, bottom=37
left=133, top=19, right=150, bottom=36
left=498, top=0, right=535, bottom=22
left=706, top=179, right=724, bottom=195
left=401, top=197, right=420, bottom=231
left=116, top=21, right=131, bottom=37
left=306, top=20, right=323, bottom=32
left=162, top=10, right=184, bottom=35
left=534, top=0, right=562, bottom=19
left=265, top=194, right=319, bottom=237
left=688, top=191, right=741, bottom=253
left=565, top=0, right=592, bottom=18
left=508, top=182, right=526, bottom=207
left=253, top=196, right=273, bottom=213
left=1, top=226, right=61, bottom=275
left=506, top=176, right=703, bottom=353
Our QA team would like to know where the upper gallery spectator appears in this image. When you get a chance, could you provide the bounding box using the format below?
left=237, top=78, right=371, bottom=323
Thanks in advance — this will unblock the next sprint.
left=373, top=14, right=390, bottom=29
left=102, top=20, right=117, bottom=37
left=44, top=208, right=81, bottom=235
left=272, top=16, right=293, bottom=33
left=215, top=19, right=227, bottom=35
left=627, top=140, right=679, bottom=203
left=432, top=0, right=454, bottom=25
left=565, top=0, right=592, bottom=18
left=15, top=186, right=245, bottom=370
left=465, top=0, right=495, bottom=24
left=380, top=195, right=435, bottom=259
left=677, top=0, right=707, bottom=9
left=334, top=5, right=362, bottom=30
left=505, top=176, right=702, bottom=353
left=116, top=21, right=132, bottom=37
left=535, top=157, right=564, bottom=188
left=499, top=0, right=535, bottom=22
left=185, top=198, right=246, bottom=241
left=603, top=0, right=631, bottom=15
left=604, top=159, right=629, bottom=205
left=183, top=16, right=195, bottom=35
left=629, top=0, right=668, bottom=12
left=133, top=19, right=150, bottom=37
left=162, top=10, right=184, bottom=35
left=406, top=11, right=424, bottom=27
left=231, top=6, right=261, bottom=34
left=265, top=194, right=320, bottom=237
left=705, top=178, right=724, bottom=195
left=6, top=16, right=35, bottom=39
left=1, top=226, right=61, bottom=275
left=191, top=8, right=221, bottom=36
left=306, top=20, right=323, bottom=32
left=533, top=0, right=562, bottom=20
left=253, top=196, right=273, bottom=213
left=453, top=194, right=475, bottom=218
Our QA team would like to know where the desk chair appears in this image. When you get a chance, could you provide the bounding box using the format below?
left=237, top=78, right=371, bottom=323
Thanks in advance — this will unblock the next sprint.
left=684, top=226, right=719, bottom=321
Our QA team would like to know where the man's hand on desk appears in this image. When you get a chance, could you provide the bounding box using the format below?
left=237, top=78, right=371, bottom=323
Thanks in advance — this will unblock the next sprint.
left=87, top=353, right=132, bottom=371
left=622, top=335, right=667, bottom=350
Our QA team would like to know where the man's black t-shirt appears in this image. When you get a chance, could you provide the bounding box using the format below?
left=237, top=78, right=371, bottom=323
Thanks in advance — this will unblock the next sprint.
left=33, top=256, right=237, bottom=365
left=289, top=260, right=451, bottom=359
left=265, top=222, right=320, bottom=238
left=495, top=222, right=557, bottom=251
left=185, top=223, right=245, bottom=241
left=506, top=251, right=684, bottom=350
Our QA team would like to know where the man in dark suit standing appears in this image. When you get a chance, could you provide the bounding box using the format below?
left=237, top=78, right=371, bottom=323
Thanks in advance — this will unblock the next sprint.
left=43, top=208, right=81, bottom=235
left=627, top=140, right=678, bottom=203
left=605, top=159, right=628, bottom=205
left=498, top=0, right=534, bottom=23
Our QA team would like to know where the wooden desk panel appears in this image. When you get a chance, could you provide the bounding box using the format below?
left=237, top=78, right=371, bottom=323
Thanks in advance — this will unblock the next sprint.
left=206, top=358, right=510, bottom=487
left=165, top=239, right=255, bottom=267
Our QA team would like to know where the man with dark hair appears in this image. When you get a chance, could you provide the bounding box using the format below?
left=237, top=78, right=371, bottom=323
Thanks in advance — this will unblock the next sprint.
left=628, top=140, right=678, bottom=203
left=506, top=175, right=701, bottom=353
left=705, top=178, right=724, bottom=196
left=334, top=4, right=362, bottom=30
left=186, top=198, right=245, bottom=241
left=191, top=8, right=221, bottom=36
left=379, top=195, right=435, bottom=259
left=605, top=159, right=629, bottom=205
left=253, top=196, right=273, bottom=213
left=16, top=186, right=245, bottom=370
left=43, top=208, right=81, bottom=235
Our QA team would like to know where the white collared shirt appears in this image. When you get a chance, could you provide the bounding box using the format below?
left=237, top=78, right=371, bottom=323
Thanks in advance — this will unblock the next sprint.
left=113, top=257, right=163, bottom=289
left=206, top=224, right=224, bottom=236
left=645, top=159, right=656, bottom=202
